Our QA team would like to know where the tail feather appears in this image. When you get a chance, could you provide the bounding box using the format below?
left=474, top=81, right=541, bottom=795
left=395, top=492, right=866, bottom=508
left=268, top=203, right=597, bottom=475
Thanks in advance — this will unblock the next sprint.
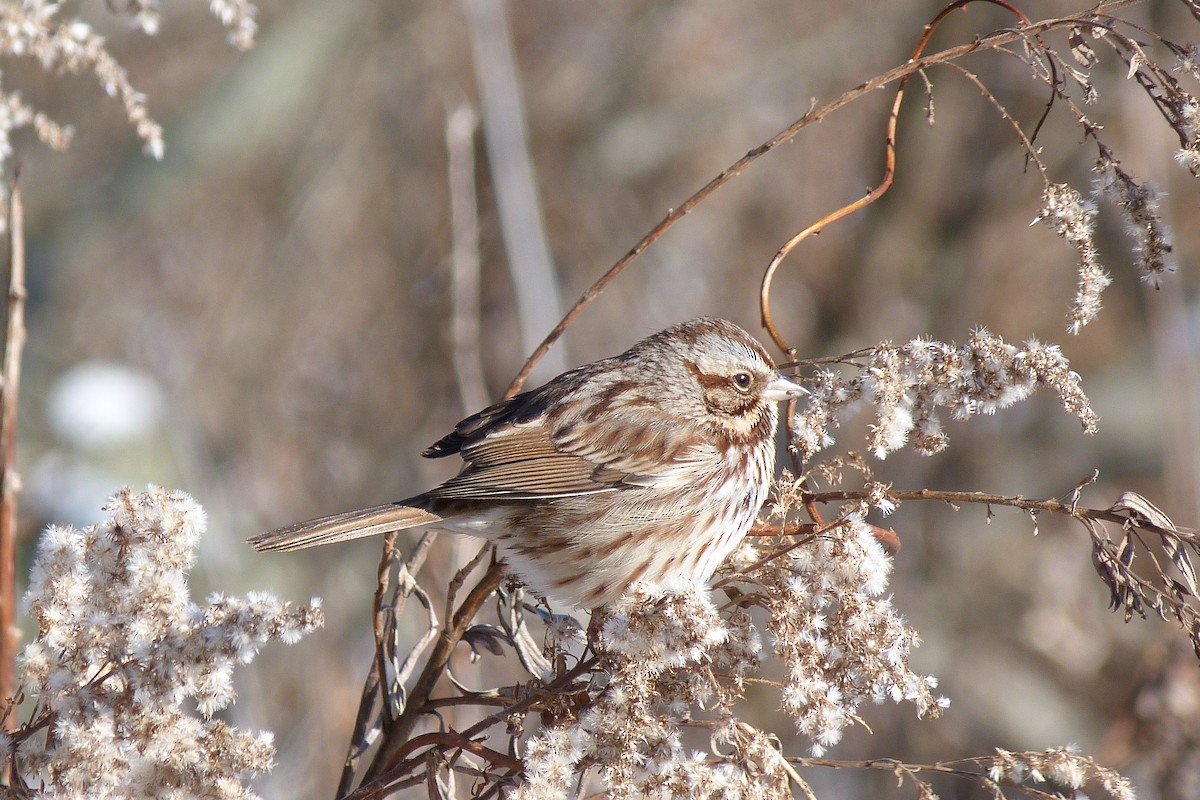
left=248, top=502, right=443, bottom=552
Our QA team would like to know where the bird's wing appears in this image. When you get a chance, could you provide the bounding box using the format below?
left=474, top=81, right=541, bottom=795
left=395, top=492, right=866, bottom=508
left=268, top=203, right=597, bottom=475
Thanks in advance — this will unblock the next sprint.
left=420, top=382, right=717, bottom=501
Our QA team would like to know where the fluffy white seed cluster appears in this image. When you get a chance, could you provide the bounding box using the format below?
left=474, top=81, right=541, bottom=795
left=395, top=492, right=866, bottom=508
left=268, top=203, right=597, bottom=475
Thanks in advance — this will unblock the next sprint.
left=1164, top=52, right=1200, bottom=176
left=761, top=514, right=947, bottom=756
left=601, top=578, right=734, bottom=671
left=1177, top=144, right=1200, bottom=176
left=1176, top=43, right=1200, bottom=81
left=1094, top=159, right=1175, bottom=288
left=515, top=515, right=948, bottom=794
left=1034, top=182, right=1111, bottom=333
left=987, top=746, right=1135, bottom=800
left=1037, top=182, right=1098, bottom=247
left=8, top=486, right=323, bottom=799
left=515, top=582, right=785, bottom=800
left=793, top=330, right=1097, bottom=459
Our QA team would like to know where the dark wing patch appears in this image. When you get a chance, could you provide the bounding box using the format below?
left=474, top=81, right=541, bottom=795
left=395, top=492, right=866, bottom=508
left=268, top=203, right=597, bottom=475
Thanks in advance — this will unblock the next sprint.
left=422, top=394, right=533, bottom=458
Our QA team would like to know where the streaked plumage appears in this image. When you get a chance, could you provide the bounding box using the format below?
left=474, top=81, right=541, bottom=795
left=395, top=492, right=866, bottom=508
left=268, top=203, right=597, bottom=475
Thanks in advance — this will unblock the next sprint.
left=249, top=318, right=803, bottom=608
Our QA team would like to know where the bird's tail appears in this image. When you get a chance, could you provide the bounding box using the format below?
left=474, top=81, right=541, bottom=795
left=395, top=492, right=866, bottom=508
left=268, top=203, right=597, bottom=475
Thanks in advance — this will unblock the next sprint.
left=248, top=502, right=443, bottom=552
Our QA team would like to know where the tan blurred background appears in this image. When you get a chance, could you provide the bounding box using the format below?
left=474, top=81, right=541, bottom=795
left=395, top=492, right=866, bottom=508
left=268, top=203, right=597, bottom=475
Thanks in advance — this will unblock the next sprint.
left=7, top=0, right=1200, bottom=797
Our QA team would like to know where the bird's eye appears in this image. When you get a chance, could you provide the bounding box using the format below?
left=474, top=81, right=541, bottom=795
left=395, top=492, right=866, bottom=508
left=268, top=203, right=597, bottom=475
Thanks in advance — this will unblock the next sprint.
left=732, top=372, right=753, bottom=391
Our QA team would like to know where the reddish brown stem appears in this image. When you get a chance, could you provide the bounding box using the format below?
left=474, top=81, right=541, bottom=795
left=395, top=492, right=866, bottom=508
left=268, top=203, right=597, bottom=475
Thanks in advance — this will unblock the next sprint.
left=363, top=561, right=507, bottom=782
left=347, top=731, right=522, bottom=800
left=0, top=178, right=25, bottom=717
left=809, top=487, right=1136, bottom=528
left=759, top=0, right=1036, bottom=356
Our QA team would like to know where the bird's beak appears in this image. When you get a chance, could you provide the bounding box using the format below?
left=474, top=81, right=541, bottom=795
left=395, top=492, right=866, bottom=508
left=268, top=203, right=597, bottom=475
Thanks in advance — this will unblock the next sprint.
left=763, top=373, right=807, bottom=403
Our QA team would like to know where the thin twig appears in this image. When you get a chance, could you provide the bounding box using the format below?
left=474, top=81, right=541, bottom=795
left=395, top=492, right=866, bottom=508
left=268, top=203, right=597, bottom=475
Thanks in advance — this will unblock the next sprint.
left=337, top=549, right=391, bottom=796
left=375, top=535, right=401, bottom=731
left=459, top=653, right=599, bottom=742
left=942, top=61, right=1049, bottom=176
left=445, top=542, right=493, bottom=618
left=790, top=754, right=1102, bottom=799
left=496, top=591, right=554, bottom=680
left=416, top=694, right=515, bottom=712
left=807, top=486, right=1161, bottom=530
left=713, top=514, right=852, bottom=587
left=391, top=581, right=440, bottom=703
left=365, top=561, right=507, bottom=781
left=357, top=657, right=598, bottom=795
left=339, top=531, right=438, bottom=797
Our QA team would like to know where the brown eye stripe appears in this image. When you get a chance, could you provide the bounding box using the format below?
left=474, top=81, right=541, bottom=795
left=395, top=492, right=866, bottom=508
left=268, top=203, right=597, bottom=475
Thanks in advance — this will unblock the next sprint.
left=681, top=359, right=726, bottom=391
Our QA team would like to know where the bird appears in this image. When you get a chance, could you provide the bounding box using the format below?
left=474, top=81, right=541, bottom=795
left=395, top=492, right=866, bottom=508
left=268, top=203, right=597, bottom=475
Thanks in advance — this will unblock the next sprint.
left=248, top=318, right=804, bottom=609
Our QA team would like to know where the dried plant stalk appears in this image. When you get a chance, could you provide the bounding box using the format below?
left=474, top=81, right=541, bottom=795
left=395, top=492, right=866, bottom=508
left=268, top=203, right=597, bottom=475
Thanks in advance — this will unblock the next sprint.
left=0, top=176, right=23, bottom=717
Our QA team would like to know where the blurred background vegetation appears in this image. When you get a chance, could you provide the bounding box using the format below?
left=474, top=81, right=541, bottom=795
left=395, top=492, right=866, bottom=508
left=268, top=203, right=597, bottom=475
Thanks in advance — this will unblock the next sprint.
left=6, top=0, right=1200, bottom=797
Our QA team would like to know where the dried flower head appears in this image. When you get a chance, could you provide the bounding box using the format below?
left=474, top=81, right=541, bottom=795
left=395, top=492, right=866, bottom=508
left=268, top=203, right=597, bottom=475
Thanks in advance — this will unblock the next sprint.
left=753, top=508, right=947, bottom=755
left=1095, top=156, right=1175, bottom=288
left=1173, top=43, right=1200, bottom=80
left=792, top=331, right=1097, bottom=460
left=1033, top=182, right=1112, bottom=332
left=512, top=488, right=947, bottom=797
left=7, top=486, right=322, bottom=799
left=986, top=746, right=1136, bottom=800
left=516, top=581, right=785, bottom=800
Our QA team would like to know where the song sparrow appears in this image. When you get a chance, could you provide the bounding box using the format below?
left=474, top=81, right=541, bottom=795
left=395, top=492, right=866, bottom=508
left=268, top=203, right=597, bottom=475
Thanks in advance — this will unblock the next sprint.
left=249, top=318, right=803, bottom=608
